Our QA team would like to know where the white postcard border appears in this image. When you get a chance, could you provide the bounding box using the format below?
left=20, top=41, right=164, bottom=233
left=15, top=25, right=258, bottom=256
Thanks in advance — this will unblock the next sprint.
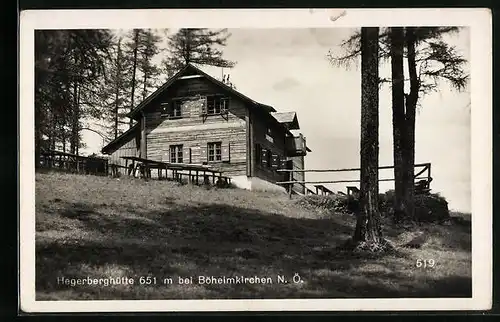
left=19, top=8, right=492, bottom=312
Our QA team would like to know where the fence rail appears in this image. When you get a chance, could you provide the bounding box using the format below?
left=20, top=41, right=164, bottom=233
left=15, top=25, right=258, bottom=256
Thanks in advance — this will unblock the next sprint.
left=118, top=156, right=232, bottom=187
left=276, top=163, right=432, bottom=199
left=38, top=150, right=232, bottom=188
left=39, top=150, right=109, bottom=176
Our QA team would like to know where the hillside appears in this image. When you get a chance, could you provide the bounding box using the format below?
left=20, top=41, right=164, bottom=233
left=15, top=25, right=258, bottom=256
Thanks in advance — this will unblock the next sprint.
left=35, top=171, right=472, bottom=300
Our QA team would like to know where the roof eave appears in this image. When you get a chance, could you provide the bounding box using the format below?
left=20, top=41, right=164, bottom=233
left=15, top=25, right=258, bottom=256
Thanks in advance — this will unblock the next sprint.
left=126, top=65, right=192, bottom=119
left=258, top=103, right=276, bottom=113
left=127, top=63, right=276, bottom=119
left=101, top=124, right=139, bottom=154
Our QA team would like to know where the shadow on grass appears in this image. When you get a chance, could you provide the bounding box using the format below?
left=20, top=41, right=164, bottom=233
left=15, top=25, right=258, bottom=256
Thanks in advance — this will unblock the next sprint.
left=36, top=201, right=472, bottom=300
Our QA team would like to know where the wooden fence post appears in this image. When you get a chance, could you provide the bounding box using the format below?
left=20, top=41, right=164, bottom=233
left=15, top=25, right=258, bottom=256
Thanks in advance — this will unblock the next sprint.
left=427, top=163, right=431, bottom=186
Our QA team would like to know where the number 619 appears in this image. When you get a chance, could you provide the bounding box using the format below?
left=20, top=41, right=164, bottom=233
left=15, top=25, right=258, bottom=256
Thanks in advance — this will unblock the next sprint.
left=416, top=259, right=435, bottom=268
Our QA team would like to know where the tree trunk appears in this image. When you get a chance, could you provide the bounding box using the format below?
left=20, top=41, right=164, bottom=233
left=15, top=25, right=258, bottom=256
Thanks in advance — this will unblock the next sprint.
left=76, top=85, right=81, bottom=156
left=184, top=29, right=192, bottom=64
left=404, top=27, right=419, bottom=220
left=35, top=106, right=42, bottom=168
left=114, top=38, right=122, bottom=140
left=70, top=82, right=79, bottom=155
left=389, top=27, right=407, bottom=223
left=46, top=109, right=53, bottom=151
left=62, top=127, right=66, bottom=153
left=50, top=130, right=56, bottom=151
left=114, top=79, right=120, bottom=139
left=142, top=72, right=148, bottom=101
left=130, top=30, right=140, bottom=129
left=354, top=27, right=382, bottom=244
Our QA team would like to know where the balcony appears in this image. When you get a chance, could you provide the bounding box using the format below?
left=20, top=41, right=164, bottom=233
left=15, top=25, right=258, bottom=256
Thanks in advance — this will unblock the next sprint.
left=286, top=133, right=309, bottom=157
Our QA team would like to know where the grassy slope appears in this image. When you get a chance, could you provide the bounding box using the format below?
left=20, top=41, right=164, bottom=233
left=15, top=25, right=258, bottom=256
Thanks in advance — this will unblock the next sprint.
left=35, top=171, right=472, bottom=300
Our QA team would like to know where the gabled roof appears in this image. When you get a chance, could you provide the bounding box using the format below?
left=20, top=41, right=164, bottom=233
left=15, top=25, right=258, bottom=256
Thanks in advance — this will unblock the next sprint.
left=272, top=112, right=300, bottom=130
left=127, top=63, right=276, bottom=120
left=101, top=123, right=139, bottom=155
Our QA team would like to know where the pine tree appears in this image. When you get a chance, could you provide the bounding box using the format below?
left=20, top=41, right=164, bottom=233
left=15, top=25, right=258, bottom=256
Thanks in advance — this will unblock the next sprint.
left=329, top=27, right=469, bottom=222
left=398, top=27, right=468, bottom=222
left=65, top=30, right=113, bottom=155
left=100, top=36, right=133, bottom=140
left=35, top=30, right=70, bottom=161
left=124, top=29, right=164, bottom=127
left=389, top=27, right=407, bottom=222
left=34, top=29, right=113, bottom=159
left=126, top=29, right=141, bottom=128
left=354, top=27, right=384, bottom=247
left=137, top=29, right=162, bottom=100
left=162, top=28, right=235, bottom=77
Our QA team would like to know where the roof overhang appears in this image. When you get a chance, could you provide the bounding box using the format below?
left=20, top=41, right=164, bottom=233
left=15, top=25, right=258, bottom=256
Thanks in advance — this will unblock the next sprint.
left=126, top=63, right=276, bottom=120
left=272, top=112, right=300, bottom=130
left=101, top=123, right=139, bottom=155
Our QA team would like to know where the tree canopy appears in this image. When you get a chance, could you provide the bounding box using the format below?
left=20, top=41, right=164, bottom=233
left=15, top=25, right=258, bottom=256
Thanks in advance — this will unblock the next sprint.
left=163, top=28, right=236, bottom=77
left=34, top=28, right=236, bottom=161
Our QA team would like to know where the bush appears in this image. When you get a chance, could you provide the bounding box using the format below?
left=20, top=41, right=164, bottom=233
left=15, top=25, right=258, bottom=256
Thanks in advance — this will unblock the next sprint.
left=295, top=194, right=355, bottom=215
left=297, top=190, right=450, bottom=223
left=414, top=193, right=450, bottom=222
left=379, top=190, right=450, bottom=222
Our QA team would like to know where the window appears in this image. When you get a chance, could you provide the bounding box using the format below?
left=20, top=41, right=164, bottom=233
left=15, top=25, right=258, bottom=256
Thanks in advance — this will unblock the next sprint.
left=207, top=142, right=222, bottom=162
left=172, top=100, right=182, bottom=118
left=160, top=103, right=169, bottom=117
left=260, top=148, right=268, bottom=167
left=169, top=145, right=183, bottom=163
left=206, top=95, right=228, bottom=115
left=160, top=100, right=182, bottom=118
left=266, top=149, right=272, bottom=168
left=271, top=153, right=280, bottom=169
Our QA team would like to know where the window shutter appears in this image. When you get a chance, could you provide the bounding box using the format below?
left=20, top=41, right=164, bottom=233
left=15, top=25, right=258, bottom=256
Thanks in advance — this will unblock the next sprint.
left=200, top=145, right=208, bottom=163
left=163, top=149, right=170, bottom=163
left=261, top=148, right=268, bottom=167
left=181, top=100, right=189, bottom=117
left=271, top=153, right=279, bottom=169
left=222, top=141, right=230, bottom=162
left=200, top=97, right=207, bottom=115
left=221, top=97, right=229, bottom=114
left=273, top=154, right=282, bottom=169
left=280, top=158, right=288, bottom=169
left=183, top=147, right=192, bottom=164
left=160, top=103, right=169, bottom=117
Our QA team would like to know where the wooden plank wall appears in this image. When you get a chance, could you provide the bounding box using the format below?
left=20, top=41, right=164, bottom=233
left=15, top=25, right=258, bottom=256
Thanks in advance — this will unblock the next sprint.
left=251, top=110, right=289, bottom=184
left=289, top=155, right=306, bottom=194
left=107, top=133, right=140, bottom=173
left=144, top=77, right=248, bottom=177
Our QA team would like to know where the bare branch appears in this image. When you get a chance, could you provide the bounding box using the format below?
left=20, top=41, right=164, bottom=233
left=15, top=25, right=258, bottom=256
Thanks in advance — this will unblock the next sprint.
left=327, top=29, right=362, bottom=69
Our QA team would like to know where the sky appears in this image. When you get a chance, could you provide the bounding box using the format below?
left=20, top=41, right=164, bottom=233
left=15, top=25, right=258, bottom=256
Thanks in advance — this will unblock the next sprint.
left=80, top=27, right=471, bottom=212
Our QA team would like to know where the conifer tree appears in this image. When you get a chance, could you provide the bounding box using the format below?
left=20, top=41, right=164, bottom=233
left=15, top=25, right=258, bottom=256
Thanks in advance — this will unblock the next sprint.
left=329, top=27, right=468, bottom=222
left=162, top=28, right=235, bottom=77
